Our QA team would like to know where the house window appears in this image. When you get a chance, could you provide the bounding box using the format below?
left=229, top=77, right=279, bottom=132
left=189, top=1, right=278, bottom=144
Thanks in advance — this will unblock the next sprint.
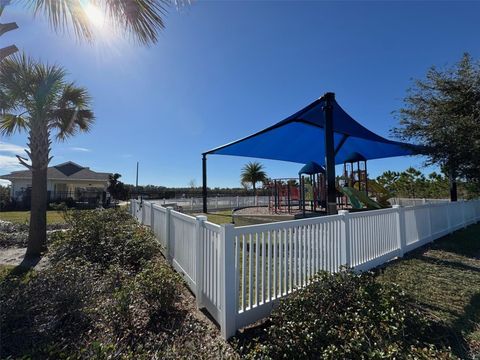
left=54, top=183, right=68, bottom=193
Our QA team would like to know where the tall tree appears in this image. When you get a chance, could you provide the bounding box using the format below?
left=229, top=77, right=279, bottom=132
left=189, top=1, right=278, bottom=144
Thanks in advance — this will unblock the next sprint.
left=0, top=54, right=94, bottom=258
left=394, top=53, right=480, bottom=200
left=240, top=162, right=267, bottom=197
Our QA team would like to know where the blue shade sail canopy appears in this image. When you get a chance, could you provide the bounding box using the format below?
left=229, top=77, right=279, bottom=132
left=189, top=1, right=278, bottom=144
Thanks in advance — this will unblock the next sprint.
left=203, top=95, right=419, bottom=165
left=343, top=152, right=367, bottom=163
left=299, top=161, right=325, bottom=175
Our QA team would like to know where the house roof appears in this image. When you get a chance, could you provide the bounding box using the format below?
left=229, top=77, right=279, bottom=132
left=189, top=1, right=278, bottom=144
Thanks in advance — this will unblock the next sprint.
left=0, top=161, right=111, bottom=182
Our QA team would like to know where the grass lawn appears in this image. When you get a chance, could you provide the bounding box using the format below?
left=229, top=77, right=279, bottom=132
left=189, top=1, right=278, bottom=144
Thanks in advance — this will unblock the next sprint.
left=203, top=210, right=233, bottom=225
left=0, top=211, right=65, bottom=225
left=200, top=210, right=288, bottom=227
left=378, top=224, right=480, bottom=357
left=0, top=264, right=14, bottom=282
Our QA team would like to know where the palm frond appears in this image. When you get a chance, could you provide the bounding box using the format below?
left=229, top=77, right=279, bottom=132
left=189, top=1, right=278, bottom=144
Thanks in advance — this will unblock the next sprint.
left=25, top=0, right=176, bottom=45
left=27, top=0, right=92, bottom=41
left=0, top=113, right=27, bottom=135
left=52, top=82, right=94, bottom=140
left=56, top=82, right=91, bottom=108
left=53, top=108, right=94, bottom=140
left=101, top=0, right=170, bottom=45
left=32, top=62, right=66, bottom=109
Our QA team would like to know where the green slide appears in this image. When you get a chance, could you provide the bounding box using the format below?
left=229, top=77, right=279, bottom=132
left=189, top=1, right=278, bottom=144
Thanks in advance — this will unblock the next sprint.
left=345, top=186, right=383, bottom=209
left=338, top=187, right=363, bottom=209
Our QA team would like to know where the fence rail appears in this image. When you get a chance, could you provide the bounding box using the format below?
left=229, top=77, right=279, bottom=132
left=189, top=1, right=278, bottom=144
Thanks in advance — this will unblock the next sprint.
left=149, top=196, right=270, bottom=211
left=130, top=198, right=480, bottom=339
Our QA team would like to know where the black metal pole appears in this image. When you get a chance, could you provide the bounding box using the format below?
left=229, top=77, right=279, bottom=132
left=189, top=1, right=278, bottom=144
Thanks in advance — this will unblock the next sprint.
left=449, top=168, right=458, bottom=202
left=302, top=176, right=306, bottom=216
left=274, top=179, right=278, bottom=213
left=324, top=92, right=337, bottom=215
left=202, top=154, right=208, bottom=213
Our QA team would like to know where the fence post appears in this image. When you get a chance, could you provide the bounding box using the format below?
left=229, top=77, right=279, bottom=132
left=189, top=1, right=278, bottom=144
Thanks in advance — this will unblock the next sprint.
left=393, top=205, right=406, bottom=256
left=236, top=196, right=239, bottom=208
left=216, top=196, right=219, bottom=209
left=141, top=202, right=146, bottom=224
left=195, top=215, right=207, bottom=309
left=461, top=200, right=467, bottom=228
left=220, top=223, right=236, bottom=339
left=165, top=207, right=173, bottom=263
left=191, top=197, right=194, bottom=211
left=338, top=210, right=350, bottom=269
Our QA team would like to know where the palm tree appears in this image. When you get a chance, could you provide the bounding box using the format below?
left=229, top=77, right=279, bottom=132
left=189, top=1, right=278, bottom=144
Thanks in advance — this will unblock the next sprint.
left=0, top=54, right=94, bottom=258
left=1, top=0, right=177, bottom=60
left=240, top=162, right=267, bottom=197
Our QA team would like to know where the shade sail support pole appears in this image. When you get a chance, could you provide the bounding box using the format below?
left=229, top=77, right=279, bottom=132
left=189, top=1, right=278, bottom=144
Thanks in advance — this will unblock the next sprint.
left=324, top=92, right=337, bottom=215
left=202, top=154, right=208, bottom=213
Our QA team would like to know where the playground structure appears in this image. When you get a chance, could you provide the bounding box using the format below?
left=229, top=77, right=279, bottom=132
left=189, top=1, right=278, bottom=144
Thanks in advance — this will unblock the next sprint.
left=268, top=161, right=327, bottom=215
left=202, top=92, right=420, bottom=215
left=267, top=155, right=391, bottom=215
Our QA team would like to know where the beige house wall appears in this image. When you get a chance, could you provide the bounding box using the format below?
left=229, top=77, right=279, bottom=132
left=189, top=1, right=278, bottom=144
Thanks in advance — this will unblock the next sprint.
left=9, top=179, right=108, bottom=200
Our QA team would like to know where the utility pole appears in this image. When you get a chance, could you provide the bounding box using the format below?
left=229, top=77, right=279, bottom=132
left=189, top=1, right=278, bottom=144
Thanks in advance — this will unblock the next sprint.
left=324, top=92, right=337, bottom=215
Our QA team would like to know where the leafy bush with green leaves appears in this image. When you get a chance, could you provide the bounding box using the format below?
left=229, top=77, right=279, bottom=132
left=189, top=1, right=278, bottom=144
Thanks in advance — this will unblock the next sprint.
left=50, top=208, right=160, bottom=271
left=99, top=261, right=182, bottom=345
left=0, top=260, right=104, bottom=357
left=241, top=271, right=455, bottom=359
left=0, top=208, right=233, bottom=359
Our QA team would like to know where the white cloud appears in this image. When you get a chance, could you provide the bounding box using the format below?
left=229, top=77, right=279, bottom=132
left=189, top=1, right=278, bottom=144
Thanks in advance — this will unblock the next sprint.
left=0, top=154, right=25, bottom=173
left=70, top=147, right=91, bottom=152
left=0, top=141, right=26, bottom=154
left=0, top=142, right=28, bottom=175
left=0, top=179, right=11, bottom=187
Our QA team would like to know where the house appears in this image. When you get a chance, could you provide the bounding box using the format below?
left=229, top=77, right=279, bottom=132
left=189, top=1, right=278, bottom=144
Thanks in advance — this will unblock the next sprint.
left=0, top=161, right=111, bottom=204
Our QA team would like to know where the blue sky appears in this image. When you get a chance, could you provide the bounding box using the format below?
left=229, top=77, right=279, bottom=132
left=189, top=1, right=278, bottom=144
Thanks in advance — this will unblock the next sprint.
left=0, top=1, right=479, bottom=188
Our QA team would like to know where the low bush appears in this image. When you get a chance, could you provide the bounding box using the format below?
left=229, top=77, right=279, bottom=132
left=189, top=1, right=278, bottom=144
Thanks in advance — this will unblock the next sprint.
left=0, top=208, right=233, bottom=359
left=0, top=260, right=104, bottom=357
left=241, top=270, right=455, bottom=359
left=99, top=261, right=182, bottom=346
left=50, top=208, right=160, bottom=271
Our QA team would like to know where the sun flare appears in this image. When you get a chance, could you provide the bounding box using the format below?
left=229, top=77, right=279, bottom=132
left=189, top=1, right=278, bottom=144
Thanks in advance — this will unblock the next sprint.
left=84, top=3, right=104, bottom=27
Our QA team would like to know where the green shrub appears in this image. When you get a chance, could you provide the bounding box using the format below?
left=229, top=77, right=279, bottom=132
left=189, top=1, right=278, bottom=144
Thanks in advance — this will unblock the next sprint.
left=50, top=208, right=160, bottom=271
left=101, top=261, right=182, bottom=345
left=242, top=271, right=455, bottom=359
left=0, top=260, right=104, bottom=358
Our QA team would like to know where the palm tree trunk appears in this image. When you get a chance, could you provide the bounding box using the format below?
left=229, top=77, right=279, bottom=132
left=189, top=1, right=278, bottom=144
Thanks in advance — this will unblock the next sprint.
left=25, top=124, right=50, bottom=258
left=26, top=166, right=47, bottom=257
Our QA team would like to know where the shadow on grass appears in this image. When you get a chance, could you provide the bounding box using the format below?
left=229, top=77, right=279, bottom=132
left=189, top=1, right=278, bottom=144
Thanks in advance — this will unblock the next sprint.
left=416, top=254, right=480, bottom=273
left=430, top=225, right=480, bottom=258
left=453, top=292, right=480, bottom=357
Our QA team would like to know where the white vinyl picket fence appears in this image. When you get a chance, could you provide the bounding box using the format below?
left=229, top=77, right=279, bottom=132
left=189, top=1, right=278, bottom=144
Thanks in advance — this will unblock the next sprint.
left=130, top=198, right=480, bottom=339
left=150, top=195, right=269, bottom=211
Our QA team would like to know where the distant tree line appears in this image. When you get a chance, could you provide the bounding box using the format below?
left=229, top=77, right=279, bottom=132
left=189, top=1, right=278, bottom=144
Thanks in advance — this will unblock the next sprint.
left=376, top=167, right=480, bottom=199
left=107, top=173, right=270, bottom=201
